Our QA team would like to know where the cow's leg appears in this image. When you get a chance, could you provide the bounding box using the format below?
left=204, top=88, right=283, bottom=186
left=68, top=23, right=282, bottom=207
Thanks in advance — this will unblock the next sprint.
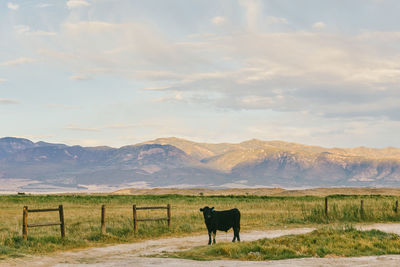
left=212, top=231, right=216, bottom=244
left=208, top=231, right=212, bottom=245
left=236, top=226, right=240, bottom=242
left=232, top=227, right=238, bottom=242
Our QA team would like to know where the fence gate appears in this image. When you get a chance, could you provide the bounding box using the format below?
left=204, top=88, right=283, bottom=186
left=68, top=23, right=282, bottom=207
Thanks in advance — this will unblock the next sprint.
left=132, top=204, right=171, bottom=232
left=22, top=205, right=65, bottom=240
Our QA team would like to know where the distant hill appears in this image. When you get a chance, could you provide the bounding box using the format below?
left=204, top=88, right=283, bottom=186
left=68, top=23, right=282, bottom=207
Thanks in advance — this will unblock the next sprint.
left=1, top=136, right=400, bottom=192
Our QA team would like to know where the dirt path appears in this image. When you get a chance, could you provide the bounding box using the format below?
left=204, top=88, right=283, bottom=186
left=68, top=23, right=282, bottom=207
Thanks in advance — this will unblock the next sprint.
left=3, top=224, right=400, bottom=266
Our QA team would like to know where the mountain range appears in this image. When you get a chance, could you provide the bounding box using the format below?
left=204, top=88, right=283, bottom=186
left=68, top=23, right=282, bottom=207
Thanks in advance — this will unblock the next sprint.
left=1, top=136, right=400, bottom=192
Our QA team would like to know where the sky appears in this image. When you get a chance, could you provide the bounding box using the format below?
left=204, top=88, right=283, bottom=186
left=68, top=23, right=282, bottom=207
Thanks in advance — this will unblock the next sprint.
left=1, top=0, right=400, bottom=148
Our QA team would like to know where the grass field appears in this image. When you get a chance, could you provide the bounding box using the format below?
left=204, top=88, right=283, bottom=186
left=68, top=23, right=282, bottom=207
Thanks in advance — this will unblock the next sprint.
left=169, top=226, right=400, bottom=261
left=1, top=193, right=400, bottom=259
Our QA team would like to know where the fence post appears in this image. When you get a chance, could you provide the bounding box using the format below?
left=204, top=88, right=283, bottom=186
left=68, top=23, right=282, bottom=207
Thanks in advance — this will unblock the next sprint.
left=396, top=200, right=398, bottom=214
left=101, top=205, right=106, bottom=234
left=360, top=200, right=364, bottom=218
left=59, top=205, right=65, bottom=238
left=325, top=197, right=328, bottom=217
left=167, top=204, right=171, bottom=228
left=22, top=206, right=28, bottom=240
left=133, top=205, right=137, bottom=233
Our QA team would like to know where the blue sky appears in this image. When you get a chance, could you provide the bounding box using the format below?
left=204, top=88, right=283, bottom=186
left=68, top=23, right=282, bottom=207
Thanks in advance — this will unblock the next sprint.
left=1, top=0, right=400, bottom=148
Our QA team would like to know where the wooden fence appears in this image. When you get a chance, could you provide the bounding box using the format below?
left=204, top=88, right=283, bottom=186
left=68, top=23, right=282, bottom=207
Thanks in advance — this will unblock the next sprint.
left=99, top=204, right=171, bottom=234
left=19, top=199, right=399, bottom=239
left=132, top=204, right=171, bottom=233
left=22, top=205, right=65, bottom=240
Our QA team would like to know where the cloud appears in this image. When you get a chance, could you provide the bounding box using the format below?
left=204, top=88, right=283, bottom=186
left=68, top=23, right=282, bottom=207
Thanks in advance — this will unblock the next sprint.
left=30, top=30, right=56, bottom=36
left=41, top=21, right=209, bottom=79
left=36, top=16, right=400, bottom=122
left=14, top=25, right=56, bottom=36
left=0, top=57, right=36, bottom=66
left=14, top=25, right=30, bottom=34
left=102, top=122, right=160, bottom=130
left=143, top=86, right=172, bottom=91
left=151, top=92, right=185, bottom=103
left=0, top=98, right=19, bottom=105
left=7, top=2, right=19, bottom=10
left=141, top=30, right=400, bottom=121
left=64, top=125, right=100, bottom=132
left=66, top=0, right=90, bottom=9
left=0, top=78, right=6, bottom=83
left=313, top=21, right=326, bottom=29
left=212, top=16, right=226, bottom=25
left=266, top=16, right=288, bottom=25
left=63, top=21, right=115, bottom=33
left=70, top=74, right=91, bottom=81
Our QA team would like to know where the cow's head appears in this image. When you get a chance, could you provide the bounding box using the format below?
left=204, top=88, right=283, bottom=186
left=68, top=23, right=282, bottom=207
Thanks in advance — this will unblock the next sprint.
left=200, top=206, right=215, bottom=221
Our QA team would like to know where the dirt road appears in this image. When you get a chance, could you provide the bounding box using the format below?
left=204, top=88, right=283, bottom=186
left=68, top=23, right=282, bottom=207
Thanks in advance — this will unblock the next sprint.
left=4, top=224, right=400, bottom=266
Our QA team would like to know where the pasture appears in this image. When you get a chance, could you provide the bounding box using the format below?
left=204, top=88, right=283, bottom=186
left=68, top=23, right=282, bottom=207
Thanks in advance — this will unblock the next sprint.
left=1, top=193, right=400, bottom=259
left=170, top=226, right=400, bottom=261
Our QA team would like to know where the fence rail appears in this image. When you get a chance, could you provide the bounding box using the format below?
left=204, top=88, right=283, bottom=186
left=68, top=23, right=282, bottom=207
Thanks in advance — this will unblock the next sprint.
left=99, top=204, right=171, bottom=234
left=136, top=206, right=168, bottom=210
left=22, top=205, right=65, bottom=240
left=133, top=204, right=171, bottom=232
left=28, top=208, right=60, bottom=213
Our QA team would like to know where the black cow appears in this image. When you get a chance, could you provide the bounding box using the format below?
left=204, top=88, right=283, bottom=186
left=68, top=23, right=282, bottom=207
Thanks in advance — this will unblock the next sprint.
left=199, top=206, right=240, bottom=245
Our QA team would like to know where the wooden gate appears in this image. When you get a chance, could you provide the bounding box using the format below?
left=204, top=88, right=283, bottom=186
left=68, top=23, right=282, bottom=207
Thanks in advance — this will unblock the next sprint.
left=132, top=204, right=171, bottom=232
left=22, top=205, right=65, bottom=240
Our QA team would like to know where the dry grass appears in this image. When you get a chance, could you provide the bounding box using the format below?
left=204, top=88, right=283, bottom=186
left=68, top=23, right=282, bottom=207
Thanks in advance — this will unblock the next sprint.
left=170, top=226, right=400, bottom=261
left=1, top=192, right=400, bottom=259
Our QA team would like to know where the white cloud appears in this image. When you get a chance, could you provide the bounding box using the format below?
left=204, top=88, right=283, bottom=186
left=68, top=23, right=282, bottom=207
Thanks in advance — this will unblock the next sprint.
left=0, top=57, right=36, bottom=66
left=7, top=2, right=19, bottom=10
left=212, top=16, right=226, bottom=25
left=14, top=25, right=30, bottom=34
left=63, top=21, right=116, bottom=33
left=0, top=78, right=6, bottom=83
left=152, top=92, right=184, bottom=103
left=44, top=21, right=205, bottom=78
left=70, top=74, right=91, bottom=81
left=66, top=0, right=90, bottom=9
left=313, top=21, right=326, bottom=29
left=0, top=98, right=19, bottom=104
left=143, top=86, right=172, bottom=91
left=36, top=17, right=400, bottom=122
left=266, top=16, right=288, bottom=25
left=14, top=25, right=56, bottom=36
left=31, top=30, right=57, bottom=36
left=140, top=30, right=400, bottom=121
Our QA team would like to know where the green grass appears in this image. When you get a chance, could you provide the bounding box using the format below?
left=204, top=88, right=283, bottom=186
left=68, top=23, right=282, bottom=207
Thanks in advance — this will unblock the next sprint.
left=169, top=226, right=400, bottom=261
left=1, top=194, right=400, bottom=259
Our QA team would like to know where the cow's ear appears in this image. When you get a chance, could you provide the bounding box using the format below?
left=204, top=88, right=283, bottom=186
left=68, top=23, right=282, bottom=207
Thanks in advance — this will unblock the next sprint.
left=200, top=208, right=203, bottom=212
left=211, top=207, right=215, bottom=212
